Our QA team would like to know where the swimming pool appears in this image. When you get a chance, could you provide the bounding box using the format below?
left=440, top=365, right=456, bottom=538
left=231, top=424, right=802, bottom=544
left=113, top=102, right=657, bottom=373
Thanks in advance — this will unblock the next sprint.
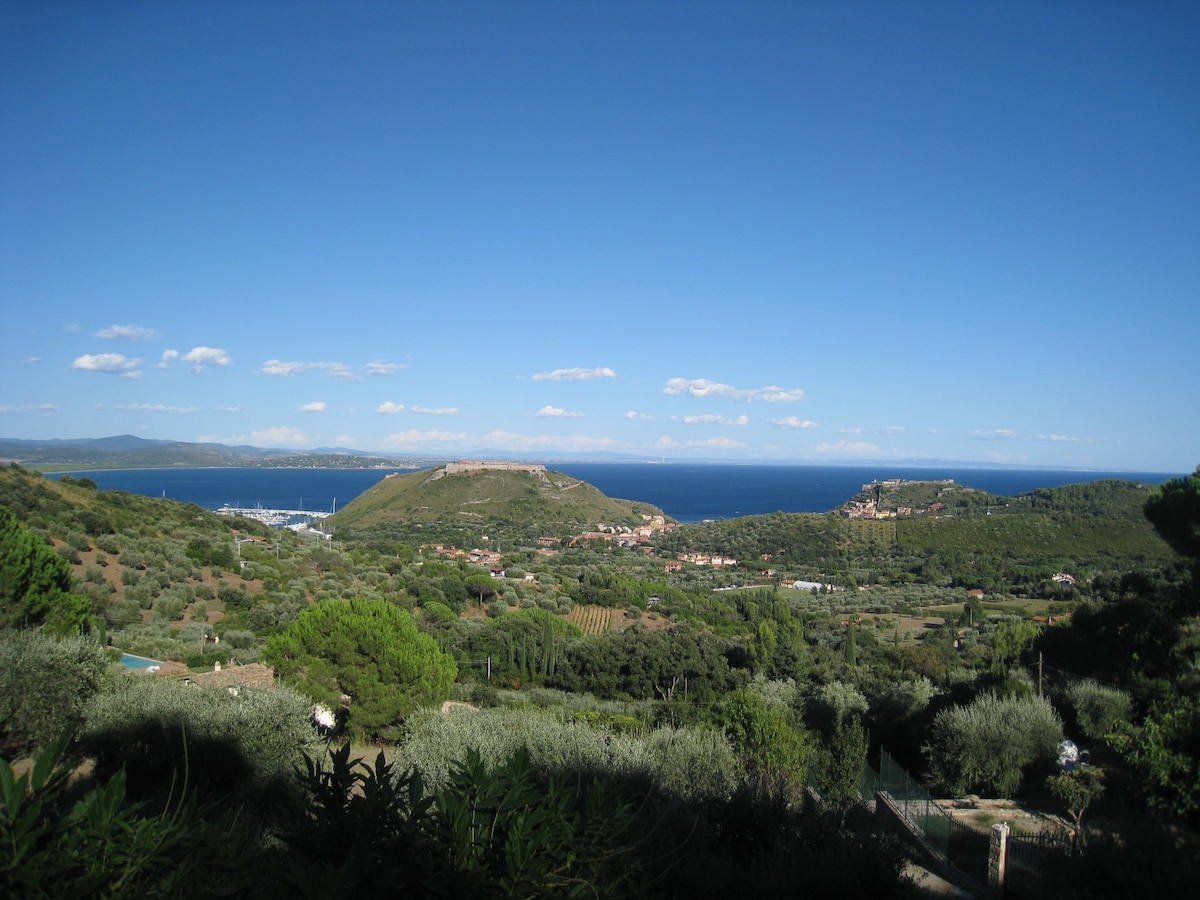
left=121, top=652, right=164, bottom=671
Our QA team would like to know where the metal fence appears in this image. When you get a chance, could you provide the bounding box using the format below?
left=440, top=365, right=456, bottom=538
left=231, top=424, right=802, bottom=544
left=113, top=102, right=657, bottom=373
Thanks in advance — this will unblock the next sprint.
left=813, top=749, right=1065, bottom=891
left=1004, top=829, right=1076, bottom=900
left=872, top=750, right=991, bottom=883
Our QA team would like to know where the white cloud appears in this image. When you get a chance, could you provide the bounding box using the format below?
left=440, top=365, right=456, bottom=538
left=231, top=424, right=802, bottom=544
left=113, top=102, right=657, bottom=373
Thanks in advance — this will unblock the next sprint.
left=757, top=386, right=805, bottom=403
left=656, top=435, right=748, bottom=450
left=0, top=403, right=59, bottom=415
left=624, top=410, right=654, bottom=420
left=250, top=426, right=311, bottom=447
left=366, top=360, right=406, bottom=376
left=815, top=440, right=881, bottom=455
left=260, top=359, right=361, bottom=381
left=683, top=414, right=749, bottom=426
left=23, top=357, right=41, bottom=364
left=663, top=378, right=804, bottom=403
left=326, top=363, right=360, bottom=383
left=380, top=429, right=471, bottom=447
left=71, top=353, right=142, bottom=378
left=376, top=402, right=406, bottom=414
left=182, top=346, right=231, bottom=368
left=663, top=378, right=752, bottom=401
left=971, top=429, right=1094, bottom=444
left=114, top=403, right=201, bottom=414
left=300, top=401, right=328, bottom=412
left=532, top=367, right=617, bottom=381
left=482, top=431, right=621, bottom=453
left=771, top=417, right=819, bottom=429
left=691, top=436, right=747, bottom=449
left=261, top=359, right=312, bottom=376
left=411, top=405, right=459, bottom=415
left=841, top=425, right=905, bottom=435
left=162, top=346, right=232, bottom=371
left=95, top=324, right=160, bottom=340
left=536, top=405, right=584, bottom=418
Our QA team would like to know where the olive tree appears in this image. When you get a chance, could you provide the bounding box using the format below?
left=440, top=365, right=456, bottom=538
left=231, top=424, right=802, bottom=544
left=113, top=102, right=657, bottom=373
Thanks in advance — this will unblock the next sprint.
left=925, top=692, right=1063, bottom=797
left=0, top=629, right=117, bottom=755
left=1066, top=679, right=1132, bottom=742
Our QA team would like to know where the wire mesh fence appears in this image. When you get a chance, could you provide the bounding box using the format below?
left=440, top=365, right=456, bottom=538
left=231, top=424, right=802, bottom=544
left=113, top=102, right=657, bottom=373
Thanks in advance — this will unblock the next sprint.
left=1005, top=829, right=1076, bottom=900
left=874, top=749, right=992, bottom=883
left=806, top=748, right=1012, bottom=892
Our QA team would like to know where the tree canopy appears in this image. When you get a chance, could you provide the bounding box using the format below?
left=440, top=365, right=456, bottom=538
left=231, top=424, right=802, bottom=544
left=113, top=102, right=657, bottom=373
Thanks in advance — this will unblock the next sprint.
left=0, top=505, right=93, bottom=635
left=263, top=597, right=457, bottom=737
left=1144, top=465, right=1200, bottom=562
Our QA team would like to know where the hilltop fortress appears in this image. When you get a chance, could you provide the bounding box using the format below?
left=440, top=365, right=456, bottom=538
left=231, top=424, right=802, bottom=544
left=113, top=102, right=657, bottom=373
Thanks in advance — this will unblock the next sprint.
left=425, top=460, right=550, bottom=483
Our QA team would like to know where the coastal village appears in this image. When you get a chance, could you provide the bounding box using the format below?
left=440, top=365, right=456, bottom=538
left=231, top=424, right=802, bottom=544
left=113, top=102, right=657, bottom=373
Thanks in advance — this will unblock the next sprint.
left=413, top=472, right=983, bottom=578
left=837, top=478, right=956, bottom=519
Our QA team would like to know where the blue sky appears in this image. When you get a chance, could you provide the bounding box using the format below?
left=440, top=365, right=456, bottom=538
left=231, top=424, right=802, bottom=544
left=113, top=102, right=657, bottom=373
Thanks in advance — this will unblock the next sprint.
left=2, top=1, right=1197, bottom=472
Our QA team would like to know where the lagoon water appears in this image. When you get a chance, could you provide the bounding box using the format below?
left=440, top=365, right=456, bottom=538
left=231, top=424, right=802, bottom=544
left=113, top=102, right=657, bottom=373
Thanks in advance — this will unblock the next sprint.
left=50, top=463, right=1178, bottom=524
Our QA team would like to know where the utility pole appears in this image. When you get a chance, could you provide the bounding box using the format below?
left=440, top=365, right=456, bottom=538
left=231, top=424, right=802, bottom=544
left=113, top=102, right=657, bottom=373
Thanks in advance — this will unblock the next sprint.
left=1038, top=652, right=1044, bottom=698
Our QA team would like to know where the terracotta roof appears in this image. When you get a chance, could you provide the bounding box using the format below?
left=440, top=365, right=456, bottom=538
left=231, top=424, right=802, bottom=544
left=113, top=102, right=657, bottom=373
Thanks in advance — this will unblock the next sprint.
left=184, top=663, right=276, bottom=691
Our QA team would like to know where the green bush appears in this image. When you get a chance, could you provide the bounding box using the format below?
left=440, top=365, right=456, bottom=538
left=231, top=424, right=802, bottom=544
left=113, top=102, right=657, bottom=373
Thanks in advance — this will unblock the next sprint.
left=806, top=681, right=868, bottom=739
left=1110, top=691, right=1200, bottom=824
left=719, top=689, right=812, bottom=797
left=0, top=629, right=118, bottom=755
left=397, top=705, right=742, bottom=806
left=1066, top=679, right=1132, bottom=742
left=0, top=736, right=252, bottom=898
left=420, top=600, right=458, bottom=627
left=926, top=692, right=1063, bottom=797
left=81, top=676, right=322, bottom=803
left=275, top=741, right=647, bottom=898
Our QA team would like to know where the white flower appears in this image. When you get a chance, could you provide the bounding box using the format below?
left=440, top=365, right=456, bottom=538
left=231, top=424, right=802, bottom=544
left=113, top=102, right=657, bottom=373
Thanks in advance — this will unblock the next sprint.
left=312, top=704, right=336, bottom=730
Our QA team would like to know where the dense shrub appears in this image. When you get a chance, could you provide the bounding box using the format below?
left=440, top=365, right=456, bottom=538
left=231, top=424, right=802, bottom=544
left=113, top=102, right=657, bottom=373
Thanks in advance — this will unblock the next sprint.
left=0, top=629, right=118, bottom=755
left=1110, top=691, right=1200, bottom=824
left=925, top=692, right=1063, bottom=797
left=1066, top=678, right=1132, bottom=742
left=396, top=705, right=742, bottom=806
left=81, top=676, right=322, bottom=803
left=805, top=679, right=869, bottom=740
left=273, top=741, right=650, bottom=899
left=0, top=737, right=255, bottom=899
left=719, top=688, right=812, bottom=796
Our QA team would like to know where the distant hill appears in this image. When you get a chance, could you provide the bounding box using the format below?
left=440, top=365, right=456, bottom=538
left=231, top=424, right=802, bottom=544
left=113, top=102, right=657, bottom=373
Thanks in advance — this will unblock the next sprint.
left=0, top=435, right=277, bottom=469
left=0, top=436, right=434, bottom=471
left=329, top=462, right=670, bottom=533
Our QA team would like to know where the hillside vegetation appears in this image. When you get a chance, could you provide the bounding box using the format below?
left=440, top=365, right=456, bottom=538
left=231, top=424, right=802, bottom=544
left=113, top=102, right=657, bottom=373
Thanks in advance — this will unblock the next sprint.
left=329, top=463, right=669, bottom=536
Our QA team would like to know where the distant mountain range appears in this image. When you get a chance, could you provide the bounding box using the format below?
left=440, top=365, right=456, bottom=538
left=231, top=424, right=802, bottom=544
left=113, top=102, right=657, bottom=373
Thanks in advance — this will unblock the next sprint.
left=0, top=435, right=283, bottom=469
left=0, top=435, right=672, bottom=471
left=0, top=434, right=1155, bottom=474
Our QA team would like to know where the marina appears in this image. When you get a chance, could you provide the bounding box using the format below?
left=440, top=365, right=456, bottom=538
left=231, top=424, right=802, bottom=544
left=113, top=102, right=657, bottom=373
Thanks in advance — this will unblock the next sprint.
left=216, top=504, right=333, bottom=527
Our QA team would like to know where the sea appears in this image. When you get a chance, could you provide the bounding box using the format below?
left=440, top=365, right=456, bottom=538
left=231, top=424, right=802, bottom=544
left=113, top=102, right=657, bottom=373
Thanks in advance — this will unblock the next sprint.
left=47, top=463, right=1181, bottom=525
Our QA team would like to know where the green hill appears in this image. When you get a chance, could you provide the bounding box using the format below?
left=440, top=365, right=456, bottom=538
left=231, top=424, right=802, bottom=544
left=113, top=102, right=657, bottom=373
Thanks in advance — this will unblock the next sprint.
left=328, top=462, right=670, bottom=535
left=894, top=479, right=1170, bottom=560
left=656, top=478, right=1172, bottom=593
